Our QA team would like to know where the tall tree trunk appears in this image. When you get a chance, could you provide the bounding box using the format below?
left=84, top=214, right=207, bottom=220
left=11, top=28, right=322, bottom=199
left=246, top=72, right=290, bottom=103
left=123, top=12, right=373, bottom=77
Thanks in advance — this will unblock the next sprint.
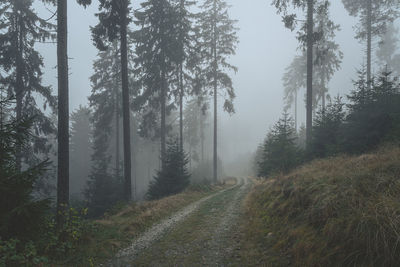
left=161, top=67, right=167, bottom=168
left=212, top=0, right=218, bottom=183
left=120, top=1, right=132, bottom=202
left=56, top=0, right=69, bottom=228
left=179, top=67, right=184, bottom=151
left=367, top=0, right=372, bottom=87
left=294, top=89, right=298, bottom=132
left=15, top=19, right=23, bottom=171
left=115, top=82, right=120, bottom=179
left=132, top=117, right=137, bottom=201
left=306, top=0, right=314, bottom=149
left=213, top=71, right=217, bottom=183
left=201, top=112, right=205, bottom=164
left=179, top=0, right=184, bottom=152
left=160, top=1, right=167, bottom=168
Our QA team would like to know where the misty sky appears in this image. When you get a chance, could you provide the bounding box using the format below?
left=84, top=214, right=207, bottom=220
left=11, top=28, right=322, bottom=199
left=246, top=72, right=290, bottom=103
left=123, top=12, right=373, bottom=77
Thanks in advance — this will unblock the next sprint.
left=34, top=1, right=399, bottom=163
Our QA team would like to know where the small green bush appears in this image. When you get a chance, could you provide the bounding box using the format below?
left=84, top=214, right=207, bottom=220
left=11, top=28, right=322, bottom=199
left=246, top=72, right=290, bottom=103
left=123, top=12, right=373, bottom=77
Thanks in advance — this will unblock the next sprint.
left=0, top=239, right=48, bottom=266
left=147, top=140, right=190, bottom=200
left=43, top=207, right=94, bottom=260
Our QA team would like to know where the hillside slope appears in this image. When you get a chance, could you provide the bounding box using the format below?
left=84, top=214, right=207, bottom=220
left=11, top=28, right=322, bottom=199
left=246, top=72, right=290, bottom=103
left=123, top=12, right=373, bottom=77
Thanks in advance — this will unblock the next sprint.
left=241, top=145, right=400, bottom=266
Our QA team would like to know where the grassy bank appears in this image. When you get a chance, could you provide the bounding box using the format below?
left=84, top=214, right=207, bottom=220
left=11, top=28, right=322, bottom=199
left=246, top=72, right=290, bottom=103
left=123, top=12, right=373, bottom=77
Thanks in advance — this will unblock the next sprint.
left=241, top=145, right=400, bottom=266
left=56, top=182, right=232, bottom=266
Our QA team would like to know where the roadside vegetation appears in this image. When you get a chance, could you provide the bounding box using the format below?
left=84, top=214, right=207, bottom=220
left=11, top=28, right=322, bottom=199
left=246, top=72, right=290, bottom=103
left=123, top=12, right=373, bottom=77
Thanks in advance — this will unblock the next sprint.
left=243, top=145, right=400, bottom=266
left=247, top=68, right=400, bottom=266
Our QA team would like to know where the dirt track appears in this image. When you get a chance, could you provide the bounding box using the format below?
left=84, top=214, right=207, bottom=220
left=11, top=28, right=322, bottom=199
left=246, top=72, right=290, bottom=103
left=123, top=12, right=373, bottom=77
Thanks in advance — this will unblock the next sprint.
left=108, top=178, right=251, bottom=266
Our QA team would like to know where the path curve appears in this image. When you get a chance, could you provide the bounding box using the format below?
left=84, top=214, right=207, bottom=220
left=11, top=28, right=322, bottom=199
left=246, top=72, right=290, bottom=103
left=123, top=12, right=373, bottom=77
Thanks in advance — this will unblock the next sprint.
left=106, top=180, right=244, bottom=266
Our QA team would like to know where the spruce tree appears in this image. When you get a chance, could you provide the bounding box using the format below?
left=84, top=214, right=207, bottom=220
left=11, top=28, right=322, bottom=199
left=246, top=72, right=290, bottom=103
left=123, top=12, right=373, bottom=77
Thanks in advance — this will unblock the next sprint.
left=198, top=0, right=238, bottom=182
left=173, top=0, right=196, bottom=151
left=0, top=96, right=50, bottom=241
left=283, top=2, right=342, bottom=126
left=183, top=98, right=203, bottom=165
left=0, top=0, right=56, bottom=170
left=70, top=106, right=92, bottom=199
left=273, top=0, right=315, bottom=148
left=56, top=0, right=69, bottom=228
left=258, top=113, right=300, bottom=177
left=342, top=0, right=400, bottom=85
left=85, top=41, right=127, bottom=216
left=147, top=139, right=190, bottom=200
left=91, top=0, right=133, bottom=201
left=343, top=69, right=400, bottom=153
left=310, top=96, right=345, bottom=158
left=312, top=2, right=342, bottom=111
left=376, top=23, right=400, bottom=76
left=283, top=54, right=306, bottom=131
left=133, top=0, right=182, bottom=166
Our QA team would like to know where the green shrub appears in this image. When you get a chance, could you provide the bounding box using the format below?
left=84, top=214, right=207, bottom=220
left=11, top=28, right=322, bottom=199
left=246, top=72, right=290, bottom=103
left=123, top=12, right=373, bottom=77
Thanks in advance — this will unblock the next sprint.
left=147, top=140, right=190, bottom=200
left=258, top=113, right=303, bottom=177
left=43, top=207, right=94, bottom=260
left=0, top=239, right=48, bottom=266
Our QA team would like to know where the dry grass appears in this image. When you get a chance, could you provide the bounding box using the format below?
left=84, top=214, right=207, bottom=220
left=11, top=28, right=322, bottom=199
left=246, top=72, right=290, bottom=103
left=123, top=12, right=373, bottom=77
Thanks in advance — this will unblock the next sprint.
left=66, top=181, right=232, bottom=266
left=241, top=144, right=400, bottom=267
left=96, top=183, right=227, bottom=236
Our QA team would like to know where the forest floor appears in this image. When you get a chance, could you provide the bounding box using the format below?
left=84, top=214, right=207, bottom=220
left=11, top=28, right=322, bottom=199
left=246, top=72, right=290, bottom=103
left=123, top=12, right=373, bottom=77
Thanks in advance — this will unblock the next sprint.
left=105, top=177, right=252, bottom=266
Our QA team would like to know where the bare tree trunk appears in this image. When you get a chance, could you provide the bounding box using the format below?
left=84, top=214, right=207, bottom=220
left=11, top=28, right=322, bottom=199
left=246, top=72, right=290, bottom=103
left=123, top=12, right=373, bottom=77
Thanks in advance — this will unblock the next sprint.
left=132, top=117, right=137, bottom=201
left=115, top=82, right=120, bottom=178
left=295, top=89, right=298, bottom=132
left=367, top=0, right=372, bottom=88
left=161, top=68, right=167, bottom=168
left=201, top=112, right=205, bottom=164
left=322, top=71, right=326, bottom=114
left=160, top=1, right=167, bottom=168
left=212, top=0, right=218, bottom=183
left=56, top=0, right=69, bottom=228
left=120, top=1, right=132, bottom=202
left=306, top=0, right=314, bottom=149
left=179, top=67, right=184, bottom=151
left=15, top=20, right=23, bottom=171
left=179, top=0, right=185, bottom=152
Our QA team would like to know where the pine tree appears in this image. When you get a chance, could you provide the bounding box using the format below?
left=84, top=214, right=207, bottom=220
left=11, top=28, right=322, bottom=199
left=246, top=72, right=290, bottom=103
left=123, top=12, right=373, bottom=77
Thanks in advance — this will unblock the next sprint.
left=273, top=0, right=316, bottom=148
left=283, top=54, right=306, bottom=131
left=312, top=2, right=342, bottom=111
left=342, top=0, right=400, bottom=85
left=91, top=0, right=133, bottom=201
left=283, top=2, right=342, bottom=125
left=56, top=0, right=69, bottom=228
left=0, top=0, right=56, bottom=170
left=147, top=139, right=190, bottom=200
left=133, top=0, right=182, bottom=166
left=376, top=23, right=400, bottom=76
left=198, top=0, right=238, bottom=182
left=258, top=113, right=300, bottom=177
left=85, top=41, right=127, bottom=216
left=183, top=98, right=203, bottom=165
left=310, top=96, right=345, bottom=158
left=70, top=106, right=92, bottom=199
left=342, top=69, right=400, bottom=153
left=0, top=96, right=50, bottom=241
left=173, top=0, right=196, bottom=151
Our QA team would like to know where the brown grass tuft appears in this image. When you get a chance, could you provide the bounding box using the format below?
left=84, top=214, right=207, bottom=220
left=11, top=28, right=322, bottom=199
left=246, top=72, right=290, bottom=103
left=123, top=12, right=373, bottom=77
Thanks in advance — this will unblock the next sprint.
left=242, top=144, right=400, bottom=266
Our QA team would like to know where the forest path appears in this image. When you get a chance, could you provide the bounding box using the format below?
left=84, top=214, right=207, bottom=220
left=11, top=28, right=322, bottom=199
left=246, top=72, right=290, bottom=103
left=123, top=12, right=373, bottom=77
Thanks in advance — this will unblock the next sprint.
left=108, top=177, right=251, bottom=266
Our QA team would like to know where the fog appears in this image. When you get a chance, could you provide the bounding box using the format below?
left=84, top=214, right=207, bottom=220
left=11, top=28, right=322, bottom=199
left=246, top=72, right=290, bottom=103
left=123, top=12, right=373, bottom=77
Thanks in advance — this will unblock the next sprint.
left=33, top=0, right=398, bottom=181
left=3, top=0, right=400, bottom=264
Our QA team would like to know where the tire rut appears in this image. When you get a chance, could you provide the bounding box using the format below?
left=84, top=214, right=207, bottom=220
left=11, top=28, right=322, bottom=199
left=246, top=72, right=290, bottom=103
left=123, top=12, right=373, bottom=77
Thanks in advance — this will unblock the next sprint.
left=106, top=182, right=242, bottom=266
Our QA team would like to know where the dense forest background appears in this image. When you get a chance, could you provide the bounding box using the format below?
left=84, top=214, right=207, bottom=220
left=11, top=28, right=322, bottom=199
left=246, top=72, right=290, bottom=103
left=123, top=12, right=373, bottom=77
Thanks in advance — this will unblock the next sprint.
left=1, top=0, right=400, bottom=265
